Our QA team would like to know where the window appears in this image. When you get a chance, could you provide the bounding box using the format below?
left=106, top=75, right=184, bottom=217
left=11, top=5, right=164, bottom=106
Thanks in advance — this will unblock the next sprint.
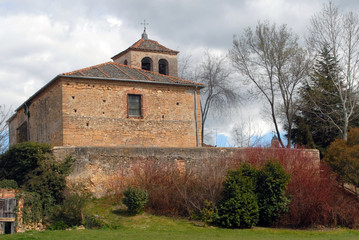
left=128, top=94, right=142, bottom=117
left=124, top=60, right=128, bottom=65
left=16, top=121, right=28, bottom=143
left=141, top=57, right=152, bottom=71
left=158, top=59, right=169, bottom=75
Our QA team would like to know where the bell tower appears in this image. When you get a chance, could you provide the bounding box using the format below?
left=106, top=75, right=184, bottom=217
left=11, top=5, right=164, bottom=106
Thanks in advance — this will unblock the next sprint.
left=111, top=24, right=179, bottom=77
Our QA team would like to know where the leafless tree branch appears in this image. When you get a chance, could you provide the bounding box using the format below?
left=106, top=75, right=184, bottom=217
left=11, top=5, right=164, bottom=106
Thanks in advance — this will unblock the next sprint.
left=0, top=105, right=11, bottom=152
left=230, top=22, right=309, bottom=147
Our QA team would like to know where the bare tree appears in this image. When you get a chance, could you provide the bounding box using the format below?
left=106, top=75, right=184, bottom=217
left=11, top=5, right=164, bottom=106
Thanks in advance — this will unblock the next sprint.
left=0, top=105, right=11, bottom=152
left=230, top=116, right=264, bottom=147
left=306, top=1, right=359, bottom=141
left=178, top=53, right=195, bottom=81
left=230, top=22, right=309, bottom=147
left=198, top=51, right=239, bottom=146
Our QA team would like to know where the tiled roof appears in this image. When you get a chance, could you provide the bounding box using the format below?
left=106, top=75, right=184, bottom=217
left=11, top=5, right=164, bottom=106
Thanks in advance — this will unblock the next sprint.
left=112, top=38, right=179, bottom=60
left=61, top=62, right=203, bottom=87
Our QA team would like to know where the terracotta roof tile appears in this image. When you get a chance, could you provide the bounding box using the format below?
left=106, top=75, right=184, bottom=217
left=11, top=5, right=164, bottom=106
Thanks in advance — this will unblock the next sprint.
left=61, top=62, right=204, bottom=87
left=112, top=38, right=179, bottom=60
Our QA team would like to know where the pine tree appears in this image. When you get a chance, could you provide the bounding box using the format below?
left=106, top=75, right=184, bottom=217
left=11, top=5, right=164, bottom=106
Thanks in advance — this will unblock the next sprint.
left=292, top=45, right=342, bottom=152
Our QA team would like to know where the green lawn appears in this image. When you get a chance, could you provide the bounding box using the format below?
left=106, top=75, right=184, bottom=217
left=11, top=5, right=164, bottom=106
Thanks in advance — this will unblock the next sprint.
left=2, top=225, right=358, bottom=240
left=1, top=198, right=358, bottom=240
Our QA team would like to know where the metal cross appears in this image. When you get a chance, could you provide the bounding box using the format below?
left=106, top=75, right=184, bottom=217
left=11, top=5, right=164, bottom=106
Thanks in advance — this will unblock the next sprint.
left=141, top=20, right=149, bottom=31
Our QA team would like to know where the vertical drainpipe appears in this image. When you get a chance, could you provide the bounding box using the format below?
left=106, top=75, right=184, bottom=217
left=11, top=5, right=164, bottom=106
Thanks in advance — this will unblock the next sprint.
left=194, top=86, right=199, bottom=147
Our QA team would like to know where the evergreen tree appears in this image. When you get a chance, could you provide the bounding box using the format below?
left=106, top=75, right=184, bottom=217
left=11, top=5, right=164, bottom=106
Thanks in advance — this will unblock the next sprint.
left=292, top=45, right=343, bottom=152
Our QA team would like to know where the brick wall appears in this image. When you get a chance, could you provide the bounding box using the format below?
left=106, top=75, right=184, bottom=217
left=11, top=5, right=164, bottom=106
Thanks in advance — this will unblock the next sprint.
left=9, top=77, right=201, bottom=148
left=0, top=189, right=16, bottom=199
left=61, top=78, right=201, bottom=147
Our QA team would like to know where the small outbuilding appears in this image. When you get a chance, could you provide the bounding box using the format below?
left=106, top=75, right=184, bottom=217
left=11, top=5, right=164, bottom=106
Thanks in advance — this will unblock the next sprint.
left=0, top=189, right=17, bottom=234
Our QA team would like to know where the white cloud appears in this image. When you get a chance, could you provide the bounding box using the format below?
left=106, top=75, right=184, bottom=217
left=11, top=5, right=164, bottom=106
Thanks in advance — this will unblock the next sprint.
left=1, top=0, right=359, bottom=141
left=106, top=16, right=123, bottom=28
left=0, top=12, right=139, bottom=110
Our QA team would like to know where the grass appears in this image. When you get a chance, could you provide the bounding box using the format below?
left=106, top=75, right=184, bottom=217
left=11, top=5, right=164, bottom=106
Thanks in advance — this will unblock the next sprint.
left=1, top=198, right=358, bottom=240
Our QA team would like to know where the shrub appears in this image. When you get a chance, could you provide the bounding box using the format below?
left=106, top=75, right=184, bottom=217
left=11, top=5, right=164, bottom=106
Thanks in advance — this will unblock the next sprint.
left=0, top=179, right=18, bottom=189
left=256, top=160, right=290, bottom=226
left=122, top=187, right=148, bottom=214
left=1, top=143, right=76, bottom=227
left=128, top=157, right=241, bottom=216
left=0, top=142, right=52, bottom=186
left=216, top=164, right=259, bottom=228
left=191, top=200, right=217, bottom=225
left=52, top=186, right=91, bottom=227
left=324, top=127, right=359, bottom=189
left=20, top=192, right=44, bottom=225
left=241, top=147, right=359, bottom=228
left=84, top=215, right=109, bottom=229
left=49, top=221, right=69, bottom=230
left=24, top=155, right=75, bottom=205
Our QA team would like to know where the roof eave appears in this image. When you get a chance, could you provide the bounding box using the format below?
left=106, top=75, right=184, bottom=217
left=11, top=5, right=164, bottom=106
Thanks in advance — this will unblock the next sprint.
left=59, top=75, right=205, bottom=88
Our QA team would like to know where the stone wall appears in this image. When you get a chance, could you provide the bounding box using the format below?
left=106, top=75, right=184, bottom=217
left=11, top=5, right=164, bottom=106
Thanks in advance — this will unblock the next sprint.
left=8, top=79, right=63, bottom=146
left=53, top=146, right=320, bottom=197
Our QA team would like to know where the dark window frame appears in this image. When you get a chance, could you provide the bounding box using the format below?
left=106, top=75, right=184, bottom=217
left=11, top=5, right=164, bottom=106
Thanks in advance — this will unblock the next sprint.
left=127, top=94, right=142, bottom=117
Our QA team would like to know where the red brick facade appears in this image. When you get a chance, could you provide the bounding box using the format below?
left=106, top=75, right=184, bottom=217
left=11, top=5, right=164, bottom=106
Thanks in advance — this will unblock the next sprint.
left=8, top=77, right=202, bottom=147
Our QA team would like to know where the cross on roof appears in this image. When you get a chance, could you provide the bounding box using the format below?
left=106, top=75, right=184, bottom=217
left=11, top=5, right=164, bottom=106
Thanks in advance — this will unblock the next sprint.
left=141, top=20, right=149, bottom=31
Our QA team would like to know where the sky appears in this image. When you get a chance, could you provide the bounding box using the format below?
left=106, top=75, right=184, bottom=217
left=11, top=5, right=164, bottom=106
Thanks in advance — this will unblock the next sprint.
left=1, top=0, right=359, bottom=146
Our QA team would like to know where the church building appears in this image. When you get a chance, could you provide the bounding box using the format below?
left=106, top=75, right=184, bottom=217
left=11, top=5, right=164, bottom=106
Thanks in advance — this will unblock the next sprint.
left=8, top=29, right=203, bottom=148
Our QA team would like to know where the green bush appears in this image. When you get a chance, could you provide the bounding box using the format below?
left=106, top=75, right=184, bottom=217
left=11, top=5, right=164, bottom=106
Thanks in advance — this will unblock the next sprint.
left=84, top=215, right=109, bottom=229
left=24, top=155, right=75, bottom=205
left=191, top=200, right=217, bottom=225
left=122, top=187, right=148, bottom=214
left=52, top=185, right=91, bottom=227
left=20, top=192, right=44, bottom=224
left=0, top=142, right=75, bottom=226
left=0, top=142, right=52, bottom=186
left=256, top=160, right=290, bottom=226
left=49, top=221, right=69, bottom=230
left=216, top=164, right=259, bottom=228
left=0, top=179, right=18, bottom=189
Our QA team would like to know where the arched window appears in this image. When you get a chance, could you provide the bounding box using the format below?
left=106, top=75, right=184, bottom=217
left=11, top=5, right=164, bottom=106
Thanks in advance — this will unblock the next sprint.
left=158, top=59, right=169, bottom=75
left=124, top=60, right=128, bottom=65
left=141, top=57, right=153, bottom=71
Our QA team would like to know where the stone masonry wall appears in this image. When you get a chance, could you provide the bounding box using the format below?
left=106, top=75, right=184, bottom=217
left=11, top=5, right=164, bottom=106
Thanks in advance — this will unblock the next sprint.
left=8, top=80, right=63, bottom=146
left=61, top=78, right=201, bottom=147
left=53, top=146, right=320, bottom=197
